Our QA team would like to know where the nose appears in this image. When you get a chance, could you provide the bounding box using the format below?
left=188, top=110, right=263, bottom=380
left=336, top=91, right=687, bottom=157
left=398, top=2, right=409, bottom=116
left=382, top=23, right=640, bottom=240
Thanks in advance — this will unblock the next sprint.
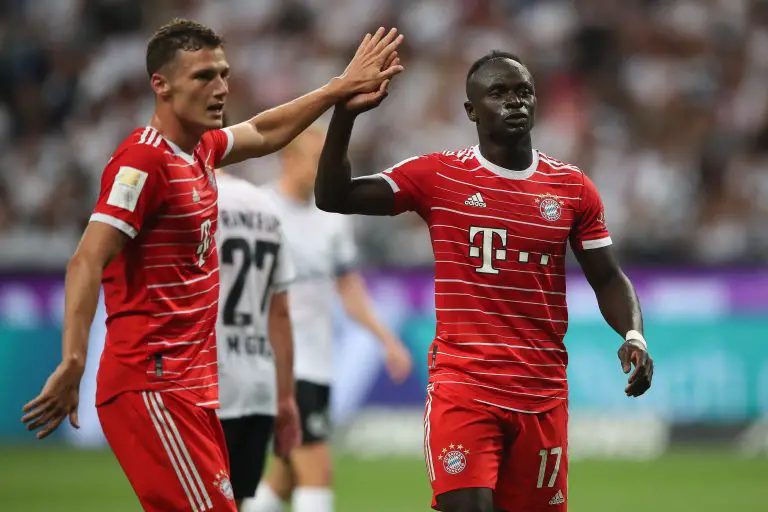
left=214, top=76, right=228, bottom=98
left=504, top=94, right=522, bottom=109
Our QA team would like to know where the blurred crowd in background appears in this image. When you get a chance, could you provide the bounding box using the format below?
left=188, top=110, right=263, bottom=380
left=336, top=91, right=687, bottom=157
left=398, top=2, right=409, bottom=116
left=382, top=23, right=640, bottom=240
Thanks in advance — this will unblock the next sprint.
left=1, top=0, right=767, bottom=268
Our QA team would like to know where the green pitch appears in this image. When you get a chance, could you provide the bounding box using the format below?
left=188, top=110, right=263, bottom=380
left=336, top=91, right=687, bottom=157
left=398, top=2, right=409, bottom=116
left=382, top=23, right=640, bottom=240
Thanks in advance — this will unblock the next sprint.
left=0, top=446, right=766, bottom=511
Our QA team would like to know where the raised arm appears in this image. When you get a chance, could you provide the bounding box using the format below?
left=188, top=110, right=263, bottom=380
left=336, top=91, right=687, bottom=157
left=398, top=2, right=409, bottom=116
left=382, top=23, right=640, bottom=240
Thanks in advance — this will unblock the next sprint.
left=220, top=28, right=404, bottom=166
left=315, top=106, right=396, bottom=215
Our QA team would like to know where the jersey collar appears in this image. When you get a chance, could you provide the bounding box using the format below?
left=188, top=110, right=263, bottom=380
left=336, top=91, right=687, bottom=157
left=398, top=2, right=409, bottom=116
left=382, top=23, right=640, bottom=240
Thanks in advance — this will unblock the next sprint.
left=158, top=130, right=196, bottom=165
left=472, top=145, right=539, bottom=180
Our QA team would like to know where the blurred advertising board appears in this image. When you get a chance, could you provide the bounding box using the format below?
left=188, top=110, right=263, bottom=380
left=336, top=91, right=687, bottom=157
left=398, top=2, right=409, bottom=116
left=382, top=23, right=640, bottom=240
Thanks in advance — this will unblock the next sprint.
left=0, top=268, right=766, bottom=444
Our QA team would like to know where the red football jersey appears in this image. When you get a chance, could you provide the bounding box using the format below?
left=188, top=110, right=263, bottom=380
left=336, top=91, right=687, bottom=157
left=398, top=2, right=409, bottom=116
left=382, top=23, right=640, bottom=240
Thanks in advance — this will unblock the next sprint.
left=378, top=146, right=611, bottom=413
left=90, top=126, right=233, bottom=408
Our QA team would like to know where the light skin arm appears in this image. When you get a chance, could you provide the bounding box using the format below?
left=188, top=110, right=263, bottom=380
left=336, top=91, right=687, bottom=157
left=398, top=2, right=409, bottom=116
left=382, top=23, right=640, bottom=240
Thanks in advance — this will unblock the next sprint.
left=573, top=245, right=654, bottom=396
left=267, top=290, right=302, bottom=456
left=336, top=272, right=412, bottom=383
left=22, top=222, right=128, bottom=438
left=219, top=28, right=404, bottom=166
left=267, top=291, right=295, bottom=405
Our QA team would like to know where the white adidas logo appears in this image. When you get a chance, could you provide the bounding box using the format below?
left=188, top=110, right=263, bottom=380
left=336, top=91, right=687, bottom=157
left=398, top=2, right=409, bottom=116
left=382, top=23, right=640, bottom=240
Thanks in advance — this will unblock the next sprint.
left=192, top=188, right=201, bottom=202
left=464, top=192, right=486, bottom=208
left=549, top=490, right=565, bottom=505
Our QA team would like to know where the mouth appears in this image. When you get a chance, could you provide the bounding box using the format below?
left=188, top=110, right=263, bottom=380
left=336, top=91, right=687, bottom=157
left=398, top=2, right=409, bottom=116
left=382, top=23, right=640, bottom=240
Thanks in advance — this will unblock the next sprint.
left=207, top=103, right=224, bottom=118
left=504, top=112, right=528, bottom=123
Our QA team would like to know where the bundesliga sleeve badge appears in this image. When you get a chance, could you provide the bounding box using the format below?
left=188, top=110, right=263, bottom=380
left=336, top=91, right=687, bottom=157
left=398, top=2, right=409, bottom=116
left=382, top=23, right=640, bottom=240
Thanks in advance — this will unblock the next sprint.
left=439, top=443, right=470, bottom=475
left=107, top=166, right=148, bottom=212
left=535, top=193, right=565, bottom=222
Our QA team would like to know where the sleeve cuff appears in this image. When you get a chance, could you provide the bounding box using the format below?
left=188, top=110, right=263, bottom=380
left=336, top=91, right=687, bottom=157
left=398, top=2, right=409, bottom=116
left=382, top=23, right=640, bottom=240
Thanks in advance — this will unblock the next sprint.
left=90, top=213, right=138, bottom=238
left=376, top=172, right=400, bottom=193
left=581, top=236, right=612, bottom=250
left=222, top=127, right=234, bottom=159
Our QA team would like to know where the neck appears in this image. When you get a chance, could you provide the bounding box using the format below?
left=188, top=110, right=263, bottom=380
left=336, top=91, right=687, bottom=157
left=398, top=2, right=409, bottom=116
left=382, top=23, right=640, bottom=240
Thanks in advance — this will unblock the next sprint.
left=149, top=109, right=203, bottom=154
left=278, top=176, right=312, bottom=203
left=477, top=133, right=533, bottom=170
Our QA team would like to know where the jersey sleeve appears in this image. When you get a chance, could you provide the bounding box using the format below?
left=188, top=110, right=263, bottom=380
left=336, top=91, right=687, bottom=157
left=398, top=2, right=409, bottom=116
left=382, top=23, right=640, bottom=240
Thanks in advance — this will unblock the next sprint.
left=272, top=223, right=295, bottom=294
left=333, top=216, right=359, bottom=276
left=374, top=154, right=435, bottom=216
left=201, top=128, right=235, bottom=168
left=89, top=147, right=167, bottom=238
left=570, top=174, right=612, bottom=250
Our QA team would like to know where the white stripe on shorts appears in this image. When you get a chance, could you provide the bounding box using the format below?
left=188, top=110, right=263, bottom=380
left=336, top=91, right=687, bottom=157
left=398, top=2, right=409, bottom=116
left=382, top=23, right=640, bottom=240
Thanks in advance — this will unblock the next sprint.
left=424, top=384, right=436, bottom=481
left=142, top=392, right=205, bottom=511
left=152, top=392, right=213, bottom=510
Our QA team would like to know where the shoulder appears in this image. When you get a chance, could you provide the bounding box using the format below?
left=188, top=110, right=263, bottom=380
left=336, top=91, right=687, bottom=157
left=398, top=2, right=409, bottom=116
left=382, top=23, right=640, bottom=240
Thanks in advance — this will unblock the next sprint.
left=110, top=127, right=168, bottom=172
left=385, top=146, right=476, bottom=174
left=537, top=152, right=584, bottom=177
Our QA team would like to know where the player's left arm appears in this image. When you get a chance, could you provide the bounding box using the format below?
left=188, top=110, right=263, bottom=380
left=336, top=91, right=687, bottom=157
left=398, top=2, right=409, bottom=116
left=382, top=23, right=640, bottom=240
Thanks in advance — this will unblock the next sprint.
left=571, top=175, right=653, bottom=397
left=336, top=271, right=412, bottom=384
left=218, top=28, right=403, bottom=166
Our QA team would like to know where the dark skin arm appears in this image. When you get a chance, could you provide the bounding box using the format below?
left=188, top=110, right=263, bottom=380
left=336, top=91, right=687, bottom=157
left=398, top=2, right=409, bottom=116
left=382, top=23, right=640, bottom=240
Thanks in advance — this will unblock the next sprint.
left=315, top=107, right=395, bottom=215
left=573, top=245, right=654, bottom=397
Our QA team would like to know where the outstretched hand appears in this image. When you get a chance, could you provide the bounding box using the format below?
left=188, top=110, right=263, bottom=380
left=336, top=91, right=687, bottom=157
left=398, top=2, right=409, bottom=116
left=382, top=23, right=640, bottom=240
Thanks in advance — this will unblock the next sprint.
left=335, top=27, right=404, bottom=99
left=617, top=341, right=654, bottom=397
left=21, top=361, right=84, bottom=439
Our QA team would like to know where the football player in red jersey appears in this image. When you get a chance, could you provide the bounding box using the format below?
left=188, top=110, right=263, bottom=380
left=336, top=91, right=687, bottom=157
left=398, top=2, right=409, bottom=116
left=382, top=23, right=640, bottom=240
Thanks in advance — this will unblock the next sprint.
left=314, top=51, right=654, bottom=512
left=20, top=20, right=403, bottom=512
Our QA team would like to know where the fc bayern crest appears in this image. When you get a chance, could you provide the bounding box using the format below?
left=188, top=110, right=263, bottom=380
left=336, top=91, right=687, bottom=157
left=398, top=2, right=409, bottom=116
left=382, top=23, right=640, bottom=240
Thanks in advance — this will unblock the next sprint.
left=206, top=165, right=217, bottom=190
left=439, top=443, right=470, bottom=475
left=535, top=194, right=565, bottom=222
left=213, top=470, right=235, bottom=501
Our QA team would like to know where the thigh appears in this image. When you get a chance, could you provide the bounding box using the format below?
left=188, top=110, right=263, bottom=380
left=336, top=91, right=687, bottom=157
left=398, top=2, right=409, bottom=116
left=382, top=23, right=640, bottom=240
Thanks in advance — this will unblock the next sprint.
left=221, top=415, right=275, bottom=500
left=295, top=380, right=331, bottom=445
left=425, top=384, right=504, bottom=510
left=98, top=391, right=237, bottom=512
left=495, top=402, right=569, bottom=512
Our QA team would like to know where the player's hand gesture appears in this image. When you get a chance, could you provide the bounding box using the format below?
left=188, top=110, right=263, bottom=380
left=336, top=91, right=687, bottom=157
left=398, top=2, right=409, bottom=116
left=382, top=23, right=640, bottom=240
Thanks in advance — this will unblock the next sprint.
left=22, top=360, right=84, bottom=439
left=383, top=337, right=413, bottom=384
left=334, top=28, right=404, bottom=98
left=618, top=341, right=654, bottom=397
left=273, top=396, right=302, bottom=457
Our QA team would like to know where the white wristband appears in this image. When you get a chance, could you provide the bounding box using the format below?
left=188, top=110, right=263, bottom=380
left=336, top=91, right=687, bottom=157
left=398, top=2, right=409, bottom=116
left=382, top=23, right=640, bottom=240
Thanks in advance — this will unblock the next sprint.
left=625, top=330, right=647, bottom=350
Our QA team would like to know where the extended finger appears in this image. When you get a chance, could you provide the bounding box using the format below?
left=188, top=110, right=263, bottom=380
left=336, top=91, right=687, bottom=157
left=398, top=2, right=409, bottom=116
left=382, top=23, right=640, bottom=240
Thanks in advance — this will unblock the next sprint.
left=69, top=409, right=80, bottom=429
left=23, top=394, right=52, bottom=413
left=21, top=401, right=54, bottom=424
left=354, top=33, right=373, bottom=57
left=367, top=27, right=387, bottom=51
left=373, top=28, right=399, bottom=54
left=27, top=406, right=63, bottom=431
left=377, top=34, right=404, bottom=62
left=378, top=64, right=405, bottom=81
left=383, top=50, right=398, bottom=71
left=37, top=416, right=65, bottom=440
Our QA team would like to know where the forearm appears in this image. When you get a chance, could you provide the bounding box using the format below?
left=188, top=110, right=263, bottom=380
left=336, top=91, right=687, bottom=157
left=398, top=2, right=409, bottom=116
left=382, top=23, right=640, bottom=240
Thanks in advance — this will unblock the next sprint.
left=249, top=80, right=346, bottom=156
left=61, top=254, right=103, bottom=368
left=315, top=107, right=356, bottom=211
left=593, top=270, right=643, bottom=337
left=268, top=308, right=295, bottom=403
left=339, top=273, right=398, bottom=346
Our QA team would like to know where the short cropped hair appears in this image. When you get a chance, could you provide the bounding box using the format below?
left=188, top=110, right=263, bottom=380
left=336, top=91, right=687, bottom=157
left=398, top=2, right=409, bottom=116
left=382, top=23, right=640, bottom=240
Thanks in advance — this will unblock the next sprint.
left=146, top=19, right=224, bottom=77
left=466, top=50, right=524, bottom=91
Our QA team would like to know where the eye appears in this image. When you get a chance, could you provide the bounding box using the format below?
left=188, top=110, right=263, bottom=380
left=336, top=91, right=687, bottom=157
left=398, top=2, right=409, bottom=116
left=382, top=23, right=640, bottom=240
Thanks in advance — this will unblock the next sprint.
left=520, top=88, right=533, bottom=97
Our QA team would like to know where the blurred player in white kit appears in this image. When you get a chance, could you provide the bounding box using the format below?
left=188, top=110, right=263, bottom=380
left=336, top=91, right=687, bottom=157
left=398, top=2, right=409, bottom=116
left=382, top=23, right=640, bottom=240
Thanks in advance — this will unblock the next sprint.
left=245, top=127, right=413, bottom=512
left=215, top=169, right=300, bottom=510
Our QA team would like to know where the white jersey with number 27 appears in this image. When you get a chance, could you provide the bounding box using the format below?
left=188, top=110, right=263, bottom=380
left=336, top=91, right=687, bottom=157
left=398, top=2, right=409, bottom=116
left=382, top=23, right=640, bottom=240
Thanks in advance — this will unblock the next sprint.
left=215, top=174, right=295, bottom=419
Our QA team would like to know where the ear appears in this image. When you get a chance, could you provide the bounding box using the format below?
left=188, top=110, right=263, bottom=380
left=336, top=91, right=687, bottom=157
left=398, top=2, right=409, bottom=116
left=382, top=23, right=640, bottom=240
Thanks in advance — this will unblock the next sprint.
left=464, top=101, right=478, bottom=123
left=150, top=72, right=172, bottom=98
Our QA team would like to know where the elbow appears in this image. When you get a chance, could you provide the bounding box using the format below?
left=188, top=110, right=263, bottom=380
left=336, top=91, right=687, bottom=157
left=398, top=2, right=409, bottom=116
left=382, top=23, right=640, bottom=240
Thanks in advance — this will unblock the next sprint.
left=315, top=195, right=342, bottom=213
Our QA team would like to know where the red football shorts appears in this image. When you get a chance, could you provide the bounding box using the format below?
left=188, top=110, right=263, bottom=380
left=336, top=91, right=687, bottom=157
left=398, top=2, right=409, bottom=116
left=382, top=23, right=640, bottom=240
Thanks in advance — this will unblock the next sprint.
left=424, top=383, right=568, bottom=511
left=98, top=391, right=237, bottom=512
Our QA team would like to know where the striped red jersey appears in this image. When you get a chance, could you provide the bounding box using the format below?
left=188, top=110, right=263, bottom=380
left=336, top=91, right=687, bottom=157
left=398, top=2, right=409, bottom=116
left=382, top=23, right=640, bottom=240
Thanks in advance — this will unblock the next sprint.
left=377, top=146, right=611, bottom=413
left=90, top=126, right=233, bottom=409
